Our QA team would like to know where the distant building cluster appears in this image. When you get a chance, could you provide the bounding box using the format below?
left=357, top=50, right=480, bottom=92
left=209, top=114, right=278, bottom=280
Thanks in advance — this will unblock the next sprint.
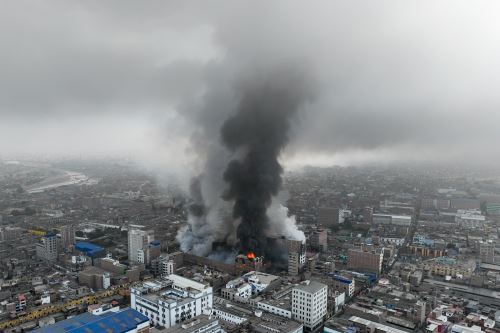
left=1, top=161, right=500, bottom=332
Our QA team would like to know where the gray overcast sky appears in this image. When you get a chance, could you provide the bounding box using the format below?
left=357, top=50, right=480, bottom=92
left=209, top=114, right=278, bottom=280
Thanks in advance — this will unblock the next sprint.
left=1, top=1, right=500, bottom=172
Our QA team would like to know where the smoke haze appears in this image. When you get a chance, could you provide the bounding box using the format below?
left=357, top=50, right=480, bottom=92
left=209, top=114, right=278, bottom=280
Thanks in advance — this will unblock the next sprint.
left=2, top=1, right=500, bottom=169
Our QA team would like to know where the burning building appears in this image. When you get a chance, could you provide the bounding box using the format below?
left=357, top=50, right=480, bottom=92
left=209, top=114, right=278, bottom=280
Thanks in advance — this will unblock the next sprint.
left=235, top=252, right=264, bottom=272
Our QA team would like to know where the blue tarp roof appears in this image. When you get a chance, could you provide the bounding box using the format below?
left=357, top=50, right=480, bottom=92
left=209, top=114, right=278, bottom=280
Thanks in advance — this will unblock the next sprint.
left=328, top=274, right=353, bottom=284
left=74, top=242, right=104, bottom=257
left=30, top=308, right=148, bottom=333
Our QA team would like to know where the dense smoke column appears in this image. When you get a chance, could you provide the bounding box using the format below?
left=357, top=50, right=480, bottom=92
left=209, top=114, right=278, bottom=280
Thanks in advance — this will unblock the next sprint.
left=188, top=177, right=206, bottom=218
left=220, top=69, right=311, bottom=257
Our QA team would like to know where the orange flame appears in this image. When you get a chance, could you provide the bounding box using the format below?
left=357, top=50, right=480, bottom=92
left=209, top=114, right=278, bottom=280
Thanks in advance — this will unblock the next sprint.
left=246, top=252, right=256, bottom=260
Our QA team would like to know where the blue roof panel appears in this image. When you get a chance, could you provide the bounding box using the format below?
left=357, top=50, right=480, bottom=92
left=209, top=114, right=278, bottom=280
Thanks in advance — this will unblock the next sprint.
left=74, top=242, right=104, bottom=258
left=30, top=308, right=148, bottom=333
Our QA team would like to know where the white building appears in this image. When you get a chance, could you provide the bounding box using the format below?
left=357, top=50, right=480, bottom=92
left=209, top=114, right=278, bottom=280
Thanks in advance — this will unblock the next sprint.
left=131, top=274, right=213, bottom=328
left=88, top=303, right=120, bottom=315
left=379, top=236, right=406, bottom=246
left=373, top=214, right=412, bottom=227
left=479, top=241, right=496, bottom=264
left=451, top=324, right=484, bottom=333
left=332, top=291, right=345, bottom=313
left=161, top=259, right=176, bottom=277
left=212, top=304, right=249, bottom=325
left=151, top=254, right=176, bottom=278
left=103, top=273, right=111, bottom=289
left=243, top=271, right=280, bottom=294
left=257, top=299, right=292, bottom=319
left=222, top=271, right=279, bottom=301
left=292, top=280, right=327, bottom=332
left=455, top=210, right=486, bottom=228
left=161, top=314, right=222, bottom=333
left=128, top=228, right=154, bottom=264
left=212, top=297, right=302, bottom=333
left=40, top=292, right=51, bottom=305
left=222, top=279, right=252, bottom=301
left=339, top=209, right=352, bottom=223
left=36, top=233, right=58, bottom=261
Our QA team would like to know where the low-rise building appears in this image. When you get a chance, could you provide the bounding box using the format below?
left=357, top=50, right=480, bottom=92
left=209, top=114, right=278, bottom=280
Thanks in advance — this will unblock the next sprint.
left=31, top=307, right=149, bottom=333
left=349, top=316, right=409, bottom=333
left=373, top=214, right=412, bottom=227
left=156, top=314, right=221, bottom=333
left=328, top=274, right=355, bottom=298
left=423, top=257, right=476, bottom=278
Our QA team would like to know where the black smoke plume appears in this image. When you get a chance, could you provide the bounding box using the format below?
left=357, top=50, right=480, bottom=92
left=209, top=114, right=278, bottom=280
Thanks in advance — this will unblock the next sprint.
left=220, top=67, right=312, bottom=258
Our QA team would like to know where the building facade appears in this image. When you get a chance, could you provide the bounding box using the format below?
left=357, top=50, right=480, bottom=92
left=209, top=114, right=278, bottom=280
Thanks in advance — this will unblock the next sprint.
left=329, top=274, right=355, bottom=298
left=347, top=247, right=384, bottom=275
left=310, top=228, right=328, bottom=252
left=372, top=214, right=412, bottom=227
left=161, top=314, right=221, bottom=333
left=128, top=228, right=155, bottom=264
left=318, top=207, right=339, bottom=226
left=36, top=233, right=58, bottom=261
left=131, top=274, right=213, bottom=328
left=292, top=281, right=327, bottom=332
left=60, top=224, right=75, bottom=248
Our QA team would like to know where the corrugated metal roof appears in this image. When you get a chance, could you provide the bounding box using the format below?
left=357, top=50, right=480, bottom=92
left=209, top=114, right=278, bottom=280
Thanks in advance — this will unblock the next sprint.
left=30, top=307, right=148, bottom=333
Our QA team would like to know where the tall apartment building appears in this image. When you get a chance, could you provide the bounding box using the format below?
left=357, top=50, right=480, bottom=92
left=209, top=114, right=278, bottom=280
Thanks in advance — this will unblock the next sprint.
left=317, top=207, right=339, bottom=226
left=130, top=274, right=213, bottom=328
left=479, top=241, right=495, bottom=264
left=347, top=247, right=384, bottom=275
left=151, top=255, right=176, bottom=277
left=138, top=240, right=161, bottom=266
left=60, top=224, right=75, bottom=248
left=310, top=228, right=327, bottom=252
left=292, top=280, right=327, bottom=332
left=128, top=228, right=155, bottom=264
left=363, top=207, right=373, bottom=224
left=288, top=240, right=306, bottom=276
left=36, top=233, right=58, bottom=261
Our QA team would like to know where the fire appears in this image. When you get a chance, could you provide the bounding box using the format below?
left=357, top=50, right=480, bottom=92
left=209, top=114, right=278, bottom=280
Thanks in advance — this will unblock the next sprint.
left=246, top=251, right=256, bottom=261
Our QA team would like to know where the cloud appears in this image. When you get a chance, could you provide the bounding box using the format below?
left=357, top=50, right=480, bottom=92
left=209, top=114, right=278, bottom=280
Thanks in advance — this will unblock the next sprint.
left=1, top=0, right=500, bottom=168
